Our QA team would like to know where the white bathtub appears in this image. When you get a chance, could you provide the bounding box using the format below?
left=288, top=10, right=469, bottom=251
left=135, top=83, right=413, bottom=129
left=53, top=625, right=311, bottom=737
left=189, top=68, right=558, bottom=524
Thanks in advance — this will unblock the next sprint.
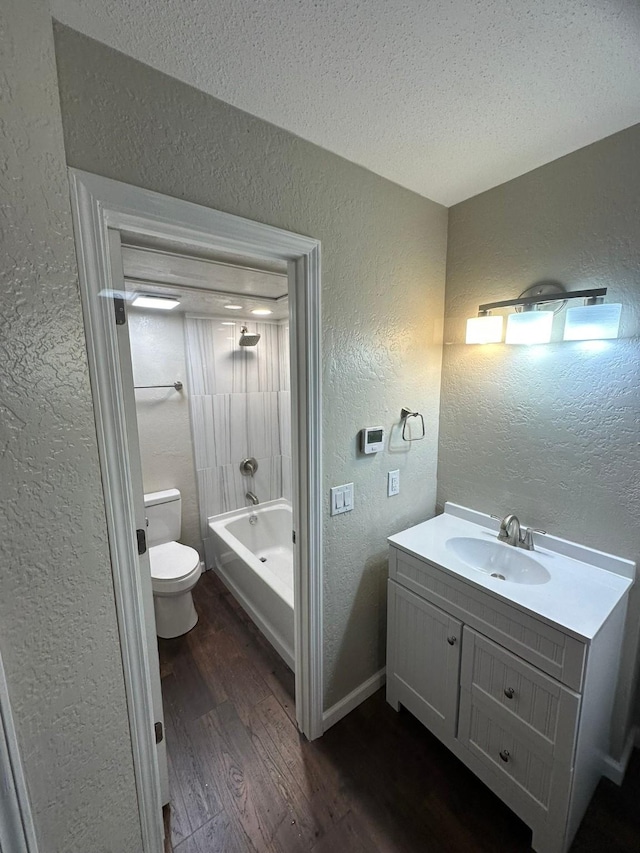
left=208, top=499, right=294, bottom=670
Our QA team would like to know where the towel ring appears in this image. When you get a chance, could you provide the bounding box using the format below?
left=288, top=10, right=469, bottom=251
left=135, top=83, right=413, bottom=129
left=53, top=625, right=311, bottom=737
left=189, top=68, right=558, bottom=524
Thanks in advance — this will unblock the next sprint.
left=400, top=407, right=425, bottom=442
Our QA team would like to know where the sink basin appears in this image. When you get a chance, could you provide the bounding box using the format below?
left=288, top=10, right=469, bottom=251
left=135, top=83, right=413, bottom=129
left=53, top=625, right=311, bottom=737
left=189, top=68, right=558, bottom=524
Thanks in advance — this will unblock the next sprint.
left=445, top=537, right=551, bottom=585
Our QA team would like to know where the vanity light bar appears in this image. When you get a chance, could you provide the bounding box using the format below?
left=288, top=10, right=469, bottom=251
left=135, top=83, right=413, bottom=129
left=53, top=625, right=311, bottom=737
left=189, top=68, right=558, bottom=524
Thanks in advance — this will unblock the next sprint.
left=466, top=286, right=621, bottom=345
left=477, top=287, right=607, bottom=313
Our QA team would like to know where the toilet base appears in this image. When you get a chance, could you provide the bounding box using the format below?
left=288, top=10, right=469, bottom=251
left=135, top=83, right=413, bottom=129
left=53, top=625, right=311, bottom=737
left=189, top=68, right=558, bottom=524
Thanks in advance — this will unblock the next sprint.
left=154, top=590, right=198, bottom=639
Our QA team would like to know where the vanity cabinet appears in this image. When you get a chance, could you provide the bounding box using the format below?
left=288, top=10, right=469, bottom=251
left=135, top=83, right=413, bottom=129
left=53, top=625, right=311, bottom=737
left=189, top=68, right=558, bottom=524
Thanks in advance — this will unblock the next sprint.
left=386, top=543, right=629, bottom=853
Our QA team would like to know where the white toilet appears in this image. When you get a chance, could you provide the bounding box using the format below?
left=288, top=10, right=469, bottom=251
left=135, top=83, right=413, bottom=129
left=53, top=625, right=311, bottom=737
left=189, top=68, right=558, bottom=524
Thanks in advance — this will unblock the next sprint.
left=144, top=488, right=201, bottom=639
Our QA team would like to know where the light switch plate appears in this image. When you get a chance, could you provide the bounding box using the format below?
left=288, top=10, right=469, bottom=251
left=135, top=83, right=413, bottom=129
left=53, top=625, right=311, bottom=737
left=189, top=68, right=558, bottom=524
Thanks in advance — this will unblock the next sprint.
left=331, top=483, right=354, bottom=515
left=388, top=470, right=400, bottom=496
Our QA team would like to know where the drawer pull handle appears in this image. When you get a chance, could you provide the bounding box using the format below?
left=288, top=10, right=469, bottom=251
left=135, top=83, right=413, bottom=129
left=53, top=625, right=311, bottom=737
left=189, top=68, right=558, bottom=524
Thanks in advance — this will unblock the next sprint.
left=499, top=749, right=510, bottom=763
left=447, top=636, right=457, bottom=646
left=504, top=687, right=515, bottom=699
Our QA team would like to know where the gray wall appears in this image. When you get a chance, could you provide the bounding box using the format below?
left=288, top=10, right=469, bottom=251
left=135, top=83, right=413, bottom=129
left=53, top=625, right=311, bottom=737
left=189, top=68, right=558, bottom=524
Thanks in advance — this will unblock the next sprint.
left=53, top=24, right=448, bottom=708
left=438, top=124, right=640, bottom=756
left=0, top=2, right=142, bottom=850
left=129, top=310, right=202, bottom=554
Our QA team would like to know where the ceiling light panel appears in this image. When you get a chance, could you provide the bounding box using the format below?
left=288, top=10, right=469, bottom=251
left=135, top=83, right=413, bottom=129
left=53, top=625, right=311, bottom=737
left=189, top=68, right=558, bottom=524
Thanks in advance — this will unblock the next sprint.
left=132, top=294, right=180, bottom=310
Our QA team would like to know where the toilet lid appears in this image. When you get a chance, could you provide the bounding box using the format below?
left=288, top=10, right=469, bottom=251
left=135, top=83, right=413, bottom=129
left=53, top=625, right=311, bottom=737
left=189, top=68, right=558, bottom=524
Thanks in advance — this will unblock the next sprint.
left=149, top=541, right=200, bottom=580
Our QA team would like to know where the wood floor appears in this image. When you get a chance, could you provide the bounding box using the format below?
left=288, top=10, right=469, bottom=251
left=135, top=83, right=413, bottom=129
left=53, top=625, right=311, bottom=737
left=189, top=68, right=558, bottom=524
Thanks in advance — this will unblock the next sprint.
left=159, top=570, right=640, bottom=852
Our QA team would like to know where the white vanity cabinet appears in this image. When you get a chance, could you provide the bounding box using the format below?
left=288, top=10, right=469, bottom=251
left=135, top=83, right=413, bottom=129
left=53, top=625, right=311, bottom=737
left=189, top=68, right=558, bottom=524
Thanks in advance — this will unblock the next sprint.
left=386, top=519, right=632, bottom=853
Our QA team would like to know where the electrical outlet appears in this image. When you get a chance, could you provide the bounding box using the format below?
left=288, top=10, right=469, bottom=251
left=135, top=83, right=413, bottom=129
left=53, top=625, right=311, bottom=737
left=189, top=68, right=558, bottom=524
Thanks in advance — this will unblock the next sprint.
left=388, top=469, right=400, bottom=497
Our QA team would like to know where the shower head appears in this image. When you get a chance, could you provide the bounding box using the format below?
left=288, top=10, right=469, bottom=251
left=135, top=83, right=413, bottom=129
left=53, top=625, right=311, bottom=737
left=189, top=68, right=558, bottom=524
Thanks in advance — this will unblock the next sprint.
left=239, top=326, right=261, bottom=347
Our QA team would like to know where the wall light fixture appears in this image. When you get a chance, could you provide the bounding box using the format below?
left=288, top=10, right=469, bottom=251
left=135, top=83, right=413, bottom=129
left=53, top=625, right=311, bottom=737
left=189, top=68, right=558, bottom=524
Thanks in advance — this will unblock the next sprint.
left=505, top=307, right=554, bottom=345
left=465, top=285, right=619, bottom=345
left=465, top=312, right=503, bottom=344
left=563, top=296, right=621, bottom=341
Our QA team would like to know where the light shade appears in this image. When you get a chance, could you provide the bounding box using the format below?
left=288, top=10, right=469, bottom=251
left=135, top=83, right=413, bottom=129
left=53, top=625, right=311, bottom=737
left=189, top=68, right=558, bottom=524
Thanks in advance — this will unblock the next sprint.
left=465, top=314, right=503, bottom=344
left=505, top=310, right=553, bottom=345
left=132, top=294, right=180, bottom=310
left=563, top=303, right=621, bottom=341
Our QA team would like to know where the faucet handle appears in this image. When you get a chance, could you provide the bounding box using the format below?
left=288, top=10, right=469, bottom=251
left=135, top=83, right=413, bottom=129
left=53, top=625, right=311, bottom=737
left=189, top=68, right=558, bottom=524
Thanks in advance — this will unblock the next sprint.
left=520, top=527, right=546, bottom=551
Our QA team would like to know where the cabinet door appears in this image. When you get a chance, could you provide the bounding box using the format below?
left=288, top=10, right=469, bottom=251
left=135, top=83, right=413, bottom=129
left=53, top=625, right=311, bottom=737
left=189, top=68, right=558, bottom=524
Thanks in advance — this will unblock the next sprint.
left=387, top=580, right=462, bottom=742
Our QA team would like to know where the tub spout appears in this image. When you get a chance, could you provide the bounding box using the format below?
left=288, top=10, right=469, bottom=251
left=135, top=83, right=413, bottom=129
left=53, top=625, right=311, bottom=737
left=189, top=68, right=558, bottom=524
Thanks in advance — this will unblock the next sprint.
left=246, top=491, right=260, bottom=506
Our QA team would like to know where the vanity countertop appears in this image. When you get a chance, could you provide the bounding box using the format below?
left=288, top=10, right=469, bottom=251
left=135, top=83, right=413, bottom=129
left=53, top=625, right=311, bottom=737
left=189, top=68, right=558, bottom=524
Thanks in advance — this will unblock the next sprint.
left=388, top=503, right=634, bottom=642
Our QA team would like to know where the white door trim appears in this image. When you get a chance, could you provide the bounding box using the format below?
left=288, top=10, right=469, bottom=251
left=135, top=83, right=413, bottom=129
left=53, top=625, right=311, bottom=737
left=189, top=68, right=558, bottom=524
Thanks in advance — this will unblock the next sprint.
left=0, top=653, right=39, bottom=853
left=67, top=169, right=324, bottom=852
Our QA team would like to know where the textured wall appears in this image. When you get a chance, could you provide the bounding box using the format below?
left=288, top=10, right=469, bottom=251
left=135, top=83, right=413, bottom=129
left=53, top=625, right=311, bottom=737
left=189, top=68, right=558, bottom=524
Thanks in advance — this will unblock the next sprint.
left=128, top=310, right=202, bottom=554
left=439, top=124, right=640, bottom=755
left=53, top=24, right=448, bottom=708
left=0, top=2, right=142, bottom=850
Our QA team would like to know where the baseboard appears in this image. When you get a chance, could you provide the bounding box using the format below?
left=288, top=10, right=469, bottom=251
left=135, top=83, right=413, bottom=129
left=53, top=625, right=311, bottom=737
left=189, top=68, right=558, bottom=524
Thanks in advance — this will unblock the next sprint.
left=322, top=667, right=386, bottom=733
left=602, top=725, right=639, bottom=785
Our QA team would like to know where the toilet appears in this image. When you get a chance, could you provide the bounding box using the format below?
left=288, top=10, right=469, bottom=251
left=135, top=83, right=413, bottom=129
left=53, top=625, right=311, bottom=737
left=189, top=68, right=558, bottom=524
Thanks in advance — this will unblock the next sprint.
left=144, top=488, right=201, bottom=639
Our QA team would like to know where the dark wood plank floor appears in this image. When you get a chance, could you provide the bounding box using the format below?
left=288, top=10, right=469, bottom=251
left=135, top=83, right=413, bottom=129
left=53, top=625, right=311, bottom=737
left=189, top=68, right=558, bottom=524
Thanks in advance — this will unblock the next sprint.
left=159, top=570, right=640, bottom=852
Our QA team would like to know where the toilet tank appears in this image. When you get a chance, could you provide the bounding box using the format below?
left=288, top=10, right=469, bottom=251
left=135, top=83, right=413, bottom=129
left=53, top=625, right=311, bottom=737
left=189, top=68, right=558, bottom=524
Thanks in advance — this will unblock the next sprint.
left=144, top=488, right=182, bottom=547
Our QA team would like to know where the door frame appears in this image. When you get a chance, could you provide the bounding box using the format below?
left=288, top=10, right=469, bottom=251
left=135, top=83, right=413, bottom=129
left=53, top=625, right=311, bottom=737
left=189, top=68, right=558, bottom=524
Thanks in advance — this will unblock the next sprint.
left=68, top=169, right=323, bottom=853
left=0, top=652, right=39, bottom=853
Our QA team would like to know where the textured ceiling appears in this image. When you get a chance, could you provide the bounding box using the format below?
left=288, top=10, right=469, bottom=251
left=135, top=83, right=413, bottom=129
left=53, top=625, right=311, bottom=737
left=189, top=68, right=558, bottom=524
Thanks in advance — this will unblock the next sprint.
left=51, top=0, right=640, bottom=205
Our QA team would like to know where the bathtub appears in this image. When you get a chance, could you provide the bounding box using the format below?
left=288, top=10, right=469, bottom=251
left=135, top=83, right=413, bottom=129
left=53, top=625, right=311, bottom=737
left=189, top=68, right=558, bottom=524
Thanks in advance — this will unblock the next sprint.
left=208, top=499, right=294, bottom=670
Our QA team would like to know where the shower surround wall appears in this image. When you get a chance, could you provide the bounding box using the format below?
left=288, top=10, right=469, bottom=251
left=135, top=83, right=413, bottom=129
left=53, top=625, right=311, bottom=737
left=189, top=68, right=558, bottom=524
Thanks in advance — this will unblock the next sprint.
left=186, top=317, right=291, bottom=555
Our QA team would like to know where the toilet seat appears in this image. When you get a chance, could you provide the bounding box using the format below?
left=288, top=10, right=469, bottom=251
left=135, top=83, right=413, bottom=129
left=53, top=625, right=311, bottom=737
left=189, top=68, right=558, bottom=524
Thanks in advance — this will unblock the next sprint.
left=149, top=542, right=201, bottom=596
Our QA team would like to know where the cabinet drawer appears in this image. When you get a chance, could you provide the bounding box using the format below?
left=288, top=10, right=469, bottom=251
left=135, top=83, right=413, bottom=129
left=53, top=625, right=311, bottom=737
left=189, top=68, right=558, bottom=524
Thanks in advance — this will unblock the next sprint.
left=460, top=691, right=554, bottom=810
left=390, top=547, right=586, bottom=690
left=458, top=688, right=573, bottom=823
left=461, top=627, right=580, bottom=763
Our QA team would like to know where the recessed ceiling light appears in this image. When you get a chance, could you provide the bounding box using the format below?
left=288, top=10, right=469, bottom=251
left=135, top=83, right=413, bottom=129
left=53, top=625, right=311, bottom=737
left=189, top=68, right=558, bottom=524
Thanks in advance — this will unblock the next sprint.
left=251, top=308, right=273, bottom=316
left=224, top=304, right=243, bottom=310
left=132, top=294, right=180, bottom=310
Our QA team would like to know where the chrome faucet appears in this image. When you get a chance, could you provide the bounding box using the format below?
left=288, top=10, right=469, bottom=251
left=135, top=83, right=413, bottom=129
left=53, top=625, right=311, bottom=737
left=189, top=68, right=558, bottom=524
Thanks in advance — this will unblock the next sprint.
left=246, top=491, right=259, bottom=506
left=498, top=514, right=521, bottom=547
left=495, top=513, right=546, bottom=551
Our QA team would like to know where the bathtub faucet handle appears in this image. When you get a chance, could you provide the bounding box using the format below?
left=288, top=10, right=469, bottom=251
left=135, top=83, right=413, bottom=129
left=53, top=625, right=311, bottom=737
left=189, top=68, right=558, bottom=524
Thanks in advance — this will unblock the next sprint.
left=240, top=457, right=259, bottom=476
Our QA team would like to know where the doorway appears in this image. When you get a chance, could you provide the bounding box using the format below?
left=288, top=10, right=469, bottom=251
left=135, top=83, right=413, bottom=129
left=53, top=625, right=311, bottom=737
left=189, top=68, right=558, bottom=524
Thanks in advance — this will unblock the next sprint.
left=69, top=169, right=323, bottom=853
